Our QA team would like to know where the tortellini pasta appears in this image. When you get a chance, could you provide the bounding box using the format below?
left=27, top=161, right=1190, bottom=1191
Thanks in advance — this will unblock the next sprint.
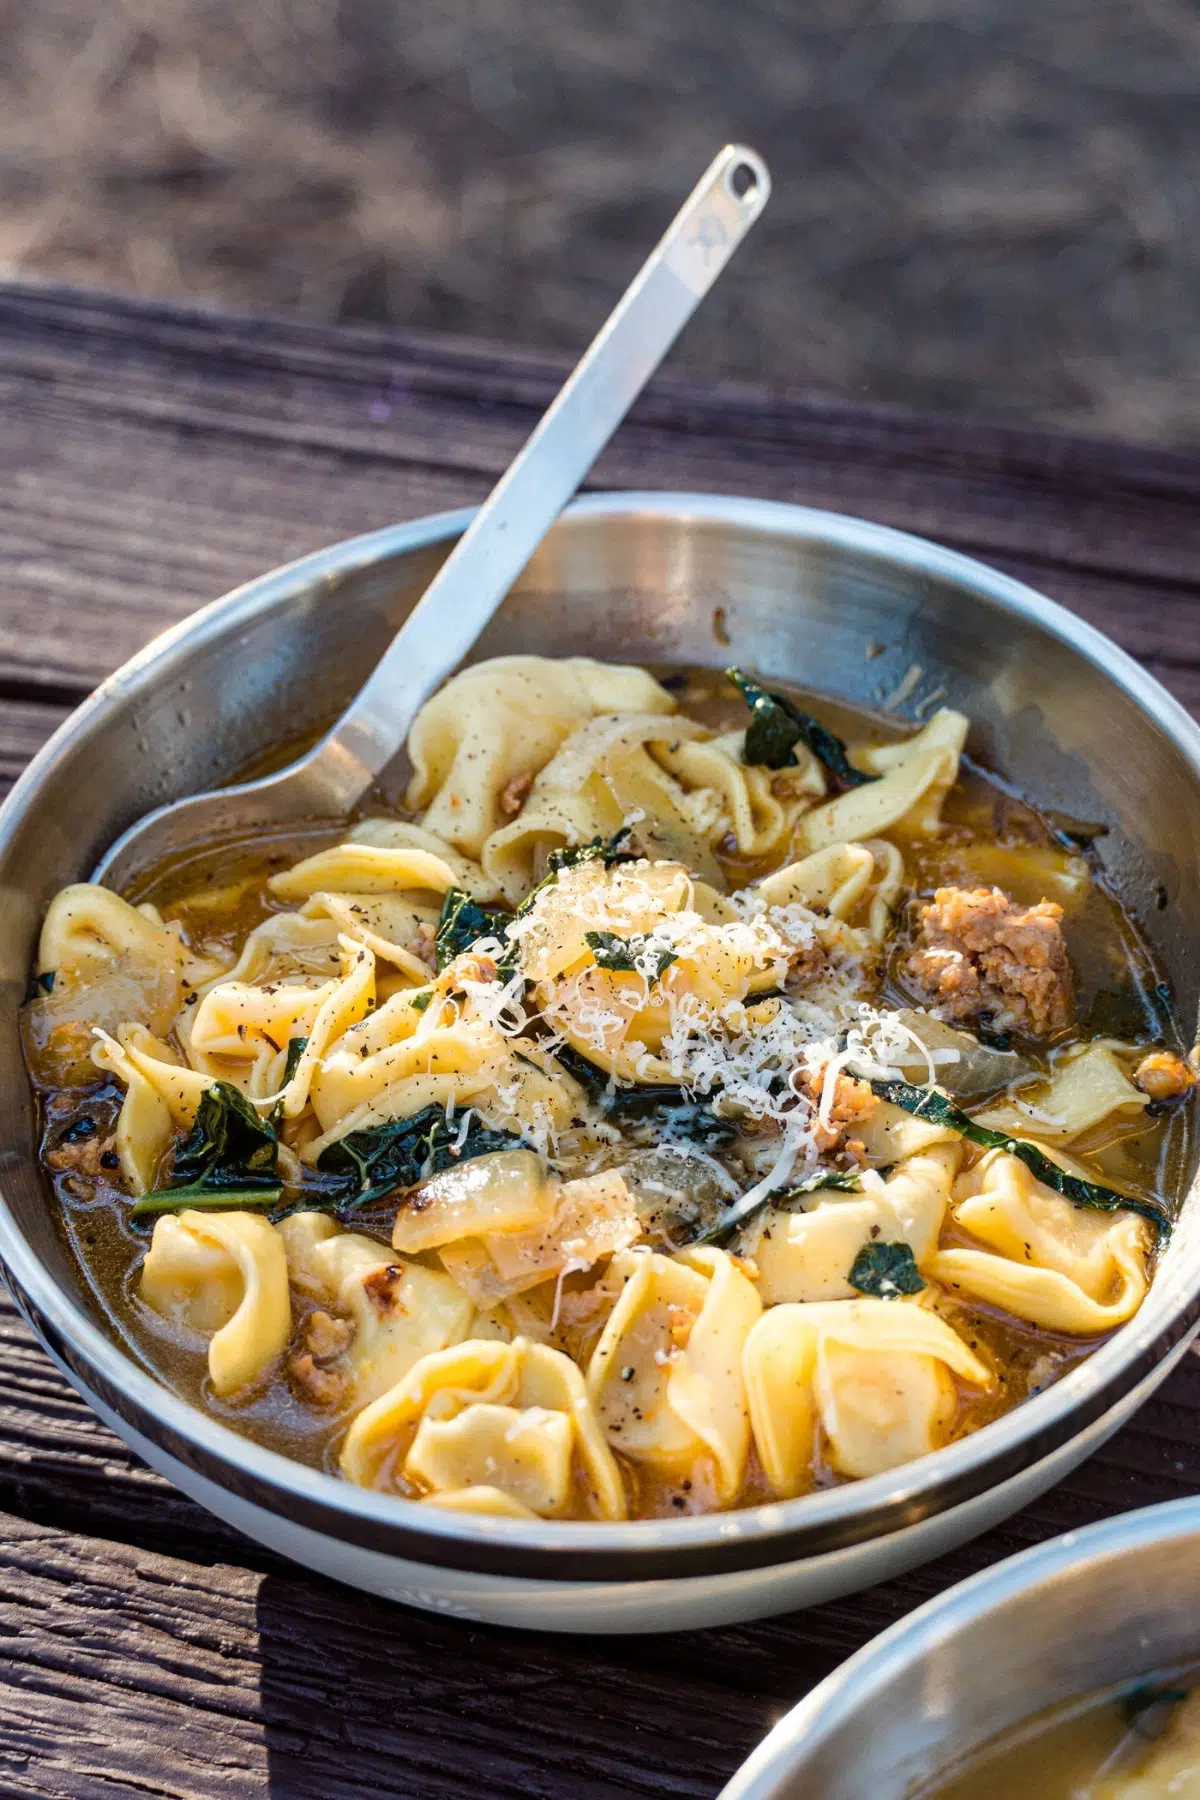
left=743, top=1298, right=992, bottom=1493
left=406, top=655, right=676, bottom=859
left=141, top=1209, right=291, bottom=1395
left=793, top=709, right=969, bottom=854
left=744, top=1144, right=960, bottom=1304
left=587, top=1247, right=762, bottom=1502
left=34, top=886, right=189, bottom=1044
left=930, top=1150, right=1151, bottom=1333
left=972, top=1041, right=1148, bottom=1145
left=341, top=1335, right=627, bottom=1520
left=277, top=1212, right=475, bottom=1405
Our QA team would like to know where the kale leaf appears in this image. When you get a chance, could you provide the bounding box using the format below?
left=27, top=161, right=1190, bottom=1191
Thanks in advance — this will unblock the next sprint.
left=435, top=888, right=512, bottom=971
left=550, top=1042, right=611, bottom=1100
left=269, top=1036, right=309, bottom=1125
left=689, top=1166, right=865, bottom=1246
left=848, top=1239, right=925, bottom=1298
left=870, top=1078, right=1171, bottom=1235
left=133, top=1081, right=282, bottom=1217
left=605, top=1087, right=738, bottom=1146
left=316, top=1103, right=527, bottom=1211
left=548, top=1044, right=735, bottom=1145
left=727, top=666, right=875, bottom=787
left=585, top=930, right=677, bottom=979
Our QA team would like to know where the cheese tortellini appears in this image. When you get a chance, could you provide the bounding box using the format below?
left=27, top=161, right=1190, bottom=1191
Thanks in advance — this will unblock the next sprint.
left=744, top=1144, right=960, bottom=1304
left=587, top=1247, right=762, bottom=1502
left=744, top=1298, right=992, bottom=1492
left=341, top=1336, right=627, bottom=1520
left=931, top=1150, right=1151, bottom=1334
left=141, top=1209, right=291, bottom=1395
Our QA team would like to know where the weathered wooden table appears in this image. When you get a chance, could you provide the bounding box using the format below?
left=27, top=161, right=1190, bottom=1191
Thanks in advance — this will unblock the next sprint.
left=2, top=281, right=1200, bottom=1799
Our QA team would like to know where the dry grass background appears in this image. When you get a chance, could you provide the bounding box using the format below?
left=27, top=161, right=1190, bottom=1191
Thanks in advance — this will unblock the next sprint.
left=4, top=0, right=1200, bottom=444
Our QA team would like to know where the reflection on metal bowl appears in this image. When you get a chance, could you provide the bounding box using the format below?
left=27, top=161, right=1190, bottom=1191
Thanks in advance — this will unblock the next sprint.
left=1, top=493, right=1198, bottom=1633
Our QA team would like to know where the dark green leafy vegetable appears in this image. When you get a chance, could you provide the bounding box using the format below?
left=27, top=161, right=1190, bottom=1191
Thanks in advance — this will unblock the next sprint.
left=547, top=1044, right=735, bottom=1144
left=773, top=1168, right=869, bottom=1204
left=435, top=888, right=511, bottom=970
left=689, top=1166, right=865, bottom=1246
left=848, top=1239, right=925, bottom=1298
left=316, top=1103, right=527, bottom=1211
left=727, top=667, right=875, bottom=787
left=133, top=1081, right=282, bottom=1217
left=585, top=930, right=677, bottom=979
left=870, top=1078, right=1171, bottom=1235
left=549, top=1042, right=611, bottom=1099
left=268, top=1036, right=309, bottom=1126
left=543, top=828, right=636, bottom=876
left=606, top=1089, right=738, bottom=1146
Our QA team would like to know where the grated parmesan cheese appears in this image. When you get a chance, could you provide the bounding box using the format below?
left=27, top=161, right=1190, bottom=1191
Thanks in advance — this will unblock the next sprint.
left=441, top=854, right=928, bottom=1179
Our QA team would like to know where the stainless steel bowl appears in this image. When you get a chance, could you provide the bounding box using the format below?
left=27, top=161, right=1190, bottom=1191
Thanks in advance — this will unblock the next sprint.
left=721, top=1495, right=1200, bottom=1797
left=1, top=492, right=1199, bottom=1634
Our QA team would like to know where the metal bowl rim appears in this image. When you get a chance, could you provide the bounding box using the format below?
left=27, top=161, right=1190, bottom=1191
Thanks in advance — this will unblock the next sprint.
left=2, top=489, right=1199, bottom=1574
left=719, top=1493, right=1200, bottom=1797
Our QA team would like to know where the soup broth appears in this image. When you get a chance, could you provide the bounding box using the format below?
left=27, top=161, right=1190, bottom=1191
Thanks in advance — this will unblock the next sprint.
left=22, top=657, right=1193, bottom=1524
left=925, top=1668, right=1200, bottom=1798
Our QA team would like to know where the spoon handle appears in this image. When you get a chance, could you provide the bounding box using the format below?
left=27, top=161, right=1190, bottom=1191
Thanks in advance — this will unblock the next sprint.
left=315, top=144, right=771, bottom=806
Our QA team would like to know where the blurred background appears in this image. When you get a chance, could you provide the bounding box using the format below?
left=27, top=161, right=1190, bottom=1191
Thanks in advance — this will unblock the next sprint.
left=4, top=0, right=1200, bottom=445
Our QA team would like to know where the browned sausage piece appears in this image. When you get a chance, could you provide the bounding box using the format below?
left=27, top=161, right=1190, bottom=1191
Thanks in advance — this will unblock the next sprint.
left=903, top=885, right=1073, bottom=1038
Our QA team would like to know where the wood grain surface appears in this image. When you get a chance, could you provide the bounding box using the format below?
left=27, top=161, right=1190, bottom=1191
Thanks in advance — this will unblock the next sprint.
left=2, top=279, right=1200, bottom=1799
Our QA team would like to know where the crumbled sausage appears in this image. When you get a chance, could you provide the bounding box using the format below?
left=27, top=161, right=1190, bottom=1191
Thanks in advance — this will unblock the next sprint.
left=406, top=921, right=438, bottom=971
left=499, top=772, right=533, bottom=817
left=796, top=1057, right=878, bottom=1153
left=306, top=1309, right=352, bottom=1361
left=287, top=1309, right=354, bottom=1406
left=457, top=952, right=498, bottom=985
left=782, top=937, right=829, bottom=988
left=903, top=885, right=1073, bottom=1037
left=45, top=1133, right=116, bottom=1177
left=287, top=1351, right=348, bottom=1407
left=1134, top=1049, right=1196, bottom=1103
left=666, top=1304, right=696, bottom=1352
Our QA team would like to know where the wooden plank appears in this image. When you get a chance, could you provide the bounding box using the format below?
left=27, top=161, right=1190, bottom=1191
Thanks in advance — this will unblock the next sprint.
left=0, top=1497, right=803, bottom=1800
left=2, top=1280, right=1200, bottom=1800
left=0, top=699, right=71, bottom=789
left=3, top=283, right=1200, bottom=703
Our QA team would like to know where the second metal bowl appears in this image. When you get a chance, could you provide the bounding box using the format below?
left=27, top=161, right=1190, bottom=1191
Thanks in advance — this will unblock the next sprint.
left=722, top=1495, right=1200, bottom=1797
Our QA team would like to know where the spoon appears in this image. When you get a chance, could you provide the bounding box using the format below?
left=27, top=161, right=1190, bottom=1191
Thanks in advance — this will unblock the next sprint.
left=93, top=144, right=770, bottom=891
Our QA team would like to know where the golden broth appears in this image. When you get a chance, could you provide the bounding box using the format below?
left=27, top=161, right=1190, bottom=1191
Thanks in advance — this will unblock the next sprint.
left=925, top=1670, right=1200, bottom=1798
